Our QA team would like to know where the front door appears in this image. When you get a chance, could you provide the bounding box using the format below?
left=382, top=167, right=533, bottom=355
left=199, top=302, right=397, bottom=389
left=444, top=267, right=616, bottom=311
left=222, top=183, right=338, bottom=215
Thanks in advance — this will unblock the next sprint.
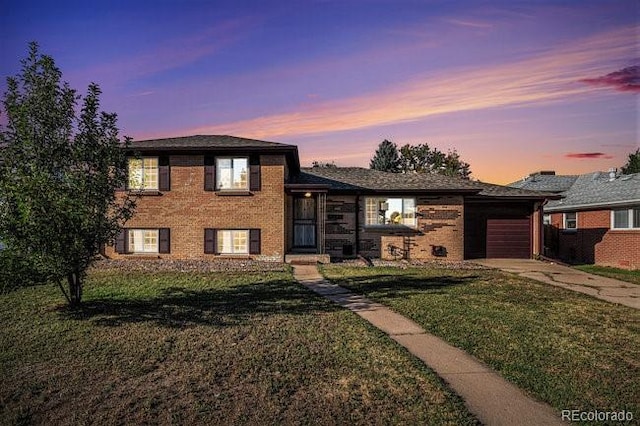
left=294, top=197, right=316, bottom=248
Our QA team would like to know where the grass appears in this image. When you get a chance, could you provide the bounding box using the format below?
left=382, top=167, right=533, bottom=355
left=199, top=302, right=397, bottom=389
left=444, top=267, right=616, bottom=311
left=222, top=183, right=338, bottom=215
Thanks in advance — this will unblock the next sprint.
left=0, top=269, right=477, bottom=425
left=575, top=265, right=640, bottom=285
left=322, top=265, right=640, bottom=417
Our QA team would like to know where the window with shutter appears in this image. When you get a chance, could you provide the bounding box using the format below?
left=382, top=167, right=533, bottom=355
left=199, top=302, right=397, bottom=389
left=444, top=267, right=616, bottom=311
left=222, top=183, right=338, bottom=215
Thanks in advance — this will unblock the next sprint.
left=204, top=156, right=216, bottom=191
left=250, top=155, right=261, bottom=191
left=249, top=229, right=261, bottom=254
left=158, top=156, right=170, bottom=191
left=159, top=228, right=170, bottom=253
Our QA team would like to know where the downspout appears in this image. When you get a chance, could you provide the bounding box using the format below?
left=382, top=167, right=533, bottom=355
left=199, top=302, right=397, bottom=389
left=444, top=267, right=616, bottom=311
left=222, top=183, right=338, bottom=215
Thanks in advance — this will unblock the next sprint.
left=355, top=194, right=360, bottom=257
left=538, top=199, right=549, bottom=258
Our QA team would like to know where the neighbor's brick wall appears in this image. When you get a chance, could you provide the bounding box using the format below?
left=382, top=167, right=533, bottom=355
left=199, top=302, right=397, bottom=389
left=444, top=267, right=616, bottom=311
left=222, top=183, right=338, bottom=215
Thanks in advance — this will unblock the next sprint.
left=104, top=154, right=286, bottom=261
left=549, top=210, right=640, bottom=270
left=323, top=195, right=464, bottom=261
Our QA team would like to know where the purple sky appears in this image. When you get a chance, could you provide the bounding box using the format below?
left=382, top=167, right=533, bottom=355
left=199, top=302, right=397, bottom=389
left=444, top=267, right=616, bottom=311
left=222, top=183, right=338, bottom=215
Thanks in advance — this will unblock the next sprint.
left=1, top=0, right=638, bottom=183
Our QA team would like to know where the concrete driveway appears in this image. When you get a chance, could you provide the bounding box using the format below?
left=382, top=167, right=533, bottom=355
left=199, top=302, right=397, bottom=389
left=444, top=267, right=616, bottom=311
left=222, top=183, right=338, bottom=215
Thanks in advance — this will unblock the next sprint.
left=473, top=259, right=640, bottom=310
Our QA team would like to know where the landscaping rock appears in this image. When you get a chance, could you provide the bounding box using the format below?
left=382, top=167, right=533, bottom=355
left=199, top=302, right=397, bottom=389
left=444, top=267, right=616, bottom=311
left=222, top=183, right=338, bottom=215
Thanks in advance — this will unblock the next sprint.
left=91, top=258, right=288, bottom=273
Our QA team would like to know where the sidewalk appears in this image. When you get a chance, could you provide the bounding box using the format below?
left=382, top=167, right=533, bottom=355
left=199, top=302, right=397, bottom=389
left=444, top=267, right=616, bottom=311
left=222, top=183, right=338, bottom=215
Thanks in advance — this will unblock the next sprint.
left=292, top=265, right=563, bottom=426
left=473, top=259, right=640, bottom=310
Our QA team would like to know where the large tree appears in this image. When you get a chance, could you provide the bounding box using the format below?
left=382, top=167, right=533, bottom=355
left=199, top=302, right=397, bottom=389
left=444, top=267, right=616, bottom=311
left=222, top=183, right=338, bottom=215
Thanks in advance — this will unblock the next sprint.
left=369, top=139, right=401, bottom=172
left=621, top=148, right=640, bottom=174
left=0, top=43, right=136, bottom=305
left=374, top=140, right=472, bottom=179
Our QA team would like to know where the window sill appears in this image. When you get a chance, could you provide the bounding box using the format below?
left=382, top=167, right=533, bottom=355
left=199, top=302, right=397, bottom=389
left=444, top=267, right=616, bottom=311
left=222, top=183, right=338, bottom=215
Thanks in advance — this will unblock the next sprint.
left=119, top=254, right=161, bottom=259
left=128, top=190, right=163, bottom=196
left=215, top=190, right=253, bottom=196
left=364, top=225, right=418, bottom=232
left=609, top=228, right=640, bottom=232
left=211, top=254, right=252, bottom=258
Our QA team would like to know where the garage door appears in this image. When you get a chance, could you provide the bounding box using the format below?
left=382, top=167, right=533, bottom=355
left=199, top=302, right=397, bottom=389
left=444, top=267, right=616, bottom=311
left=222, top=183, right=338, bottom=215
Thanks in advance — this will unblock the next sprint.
left=486, top=218, right=531, bottom=258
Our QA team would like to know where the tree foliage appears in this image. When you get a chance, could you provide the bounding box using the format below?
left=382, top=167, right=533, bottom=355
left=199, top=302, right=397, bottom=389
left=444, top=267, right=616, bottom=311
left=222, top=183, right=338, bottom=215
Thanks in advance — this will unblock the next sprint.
left=371, top=140, right=471, bottom=179
left=621, top=148, right=640, bottom=174
left=369, top=139, right=401, bottom=172
left=311, top=160, right=338, bottom=168
left=0, top=42, right=136, bottom=304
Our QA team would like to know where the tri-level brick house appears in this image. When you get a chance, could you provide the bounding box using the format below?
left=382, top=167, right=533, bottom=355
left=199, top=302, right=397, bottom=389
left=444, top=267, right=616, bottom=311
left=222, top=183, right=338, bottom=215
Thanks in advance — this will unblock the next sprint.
left=105, top=135, right=552, bottom=262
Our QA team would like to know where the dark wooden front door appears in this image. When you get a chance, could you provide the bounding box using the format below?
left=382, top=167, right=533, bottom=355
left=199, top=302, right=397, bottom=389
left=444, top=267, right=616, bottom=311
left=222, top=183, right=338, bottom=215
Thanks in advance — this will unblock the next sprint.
left=294, top=197, right=316, bottom=248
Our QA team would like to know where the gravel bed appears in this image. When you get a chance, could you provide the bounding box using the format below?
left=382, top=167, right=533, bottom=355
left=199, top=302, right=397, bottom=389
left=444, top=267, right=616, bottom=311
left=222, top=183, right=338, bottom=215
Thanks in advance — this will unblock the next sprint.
left=335, top=257, right=489, bottom=270
left=91, top=258, right=288, bottom=273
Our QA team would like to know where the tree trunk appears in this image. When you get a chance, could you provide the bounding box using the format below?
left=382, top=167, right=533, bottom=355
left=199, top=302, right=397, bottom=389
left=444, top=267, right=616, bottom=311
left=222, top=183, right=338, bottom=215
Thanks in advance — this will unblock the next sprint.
left=67, top=271, right=83, bottom=306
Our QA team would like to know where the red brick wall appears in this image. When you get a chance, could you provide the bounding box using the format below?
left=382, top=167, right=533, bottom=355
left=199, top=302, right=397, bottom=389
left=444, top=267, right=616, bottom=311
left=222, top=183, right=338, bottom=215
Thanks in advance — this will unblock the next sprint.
left=322, top=195, right=464, bottom=261
left=105, top=154, right=286, bottom=261
left=548, top=210, right=640, bottom=270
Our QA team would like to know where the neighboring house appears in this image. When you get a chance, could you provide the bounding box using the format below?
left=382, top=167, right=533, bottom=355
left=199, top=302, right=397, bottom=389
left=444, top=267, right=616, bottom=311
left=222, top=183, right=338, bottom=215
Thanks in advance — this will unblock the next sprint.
left=510, top=170, right=640, bottom=270
left=104, top=135, right=552, bottom=262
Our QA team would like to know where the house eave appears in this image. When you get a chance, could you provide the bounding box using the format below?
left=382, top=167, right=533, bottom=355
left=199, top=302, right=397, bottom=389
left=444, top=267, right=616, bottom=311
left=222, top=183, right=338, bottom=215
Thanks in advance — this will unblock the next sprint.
left=545, top=198, right=640, bottom=212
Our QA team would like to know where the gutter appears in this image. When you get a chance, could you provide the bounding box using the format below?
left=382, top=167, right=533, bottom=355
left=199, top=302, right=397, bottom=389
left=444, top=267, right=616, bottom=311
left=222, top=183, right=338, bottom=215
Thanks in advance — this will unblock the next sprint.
left=545, top=198, right=640, bottom=212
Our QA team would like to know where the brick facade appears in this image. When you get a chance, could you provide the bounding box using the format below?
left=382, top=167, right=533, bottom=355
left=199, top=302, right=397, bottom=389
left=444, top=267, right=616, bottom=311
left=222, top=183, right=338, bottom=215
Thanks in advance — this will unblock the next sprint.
left=321, top=195, right=464, bottom=261
left=105, top=154, right=286, bottom=261
left=547, top=210, right=640, bottom=270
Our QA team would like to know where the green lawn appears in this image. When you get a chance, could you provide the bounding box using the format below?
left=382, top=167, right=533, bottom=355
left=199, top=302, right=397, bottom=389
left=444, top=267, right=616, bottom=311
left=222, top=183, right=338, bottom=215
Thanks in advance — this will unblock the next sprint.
left=575, top=265, right=640, bottom=285
left=322, top=265, right=640, bottom=416
left=0, top=270, right=477, bottom=425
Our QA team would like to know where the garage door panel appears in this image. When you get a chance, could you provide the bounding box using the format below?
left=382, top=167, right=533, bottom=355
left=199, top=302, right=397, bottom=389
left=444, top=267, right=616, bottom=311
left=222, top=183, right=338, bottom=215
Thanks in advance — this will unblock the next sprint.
left=486, top=218, right=530, bottom=258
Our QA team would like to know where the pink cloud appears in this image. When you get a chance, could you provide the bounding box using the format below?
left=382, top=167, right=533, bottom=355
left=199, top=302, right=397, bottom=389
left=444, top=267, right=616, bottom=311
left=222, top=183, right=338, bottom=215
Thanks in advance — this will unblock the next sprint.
left=564, top=152, right=614, bottom=159
left=580, top=66, right=640, bottom=92
left=174, top=25, right=637, bottom=140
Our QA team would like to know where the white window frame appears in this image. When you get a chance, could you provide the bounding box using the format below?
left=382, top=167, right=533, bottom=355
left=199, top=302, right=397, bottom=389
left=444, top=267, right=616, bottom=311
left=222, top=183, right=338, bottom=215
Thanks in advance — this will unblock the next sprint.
left=128, top=229, right=159, bottom=254
left=365, top=197, right=417, bottom=227
left=611, top=207, right=640, bottom=230
left=217, top=230, right=249, bottom=254
left=563, top=212, right=577, bottom=230
left=216, top=157, right=249, bottom=190
left=128, top=157, right=159, bottom=191
left=543, top=214, right=551, bottom=225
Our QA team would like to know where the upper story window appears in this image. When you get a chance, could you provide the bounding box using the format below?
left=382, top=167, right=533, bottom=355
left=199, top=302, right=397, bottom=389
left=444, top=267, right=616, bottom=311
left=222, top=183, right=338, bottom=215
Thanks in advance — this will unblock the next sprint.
left=128, top=157, right=158, bottom=190
left=612, top=207, right=640, bottom=230
left=216, top=158, right=248, bottom=190
left=563, top=212, right=577, bottom=230
left=365, top=197, right=416, bottom=227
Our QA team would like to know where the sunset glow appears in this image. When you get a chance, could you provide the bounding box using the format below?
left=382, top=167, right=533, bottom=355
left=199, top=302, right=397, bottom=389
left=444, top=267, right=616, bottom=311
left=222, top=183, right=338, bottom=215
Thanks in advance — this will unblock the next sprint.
left=2, top=0, right=638, bottom=184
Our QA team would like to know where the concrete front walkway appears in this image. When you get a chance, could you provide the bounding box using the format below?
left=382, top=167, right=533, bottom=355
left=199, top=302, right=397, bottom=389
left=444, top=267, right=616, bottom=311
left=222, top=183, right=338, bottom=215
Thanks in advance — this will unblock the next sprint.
left=473, top=259, right=640, bottom=310
left=293, top=265, right=562, bottom=426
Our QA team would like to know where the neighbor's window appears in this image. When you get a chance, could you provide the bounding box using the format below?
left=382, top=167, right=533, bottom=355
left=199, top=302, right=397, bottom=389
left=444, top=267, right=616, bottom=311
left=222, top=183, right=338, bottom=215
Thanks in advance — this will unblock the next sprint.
left=543, top=214, right=551, bottom=225
left=563, top=212, right=577, bottom=230
left=217, top=230, right=248, bottom=254
left=128, top=157, right=158, bottom=190
left=216, top=158, right=248, bottom=190
left=128, top=229, right=158, bottom=253
left=612, top=207, right=640, bottom=229
left=365, top=197, right=416, bottom=227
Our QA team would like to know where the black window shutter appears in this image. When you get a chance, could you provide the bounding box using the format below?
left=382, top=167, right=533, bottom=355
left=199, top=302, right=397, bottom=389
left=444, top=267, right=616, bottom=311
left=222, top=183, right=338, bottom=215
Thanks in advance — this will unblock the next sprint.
left=204, top=228, right=217, bottom=254
left=115, top=229, right=128, bottom=253
left=249, top=155, right=261, bottom=191
left=159, top=156, right=170, bottom=191
left=249, top=229, right=261, bottom=254
left=159, top=228, right=170, bottom=253
left=204, top=156, right=216, bottom=191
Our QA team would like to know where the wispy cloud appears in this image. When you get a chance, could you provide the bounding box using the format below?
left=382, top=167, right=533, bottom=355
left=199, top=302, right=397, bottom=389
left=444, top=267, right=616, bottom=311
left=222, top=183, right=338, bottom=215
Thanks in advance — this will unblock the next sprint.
left=580, top=65, right=640, bottom=92
left=444, top=18, right=493, bottom=29
left=72, top=17, right=255, bottom=87
left=175, top=25, right=636, bottom=140
left=564, top=152, right=614, bottom=159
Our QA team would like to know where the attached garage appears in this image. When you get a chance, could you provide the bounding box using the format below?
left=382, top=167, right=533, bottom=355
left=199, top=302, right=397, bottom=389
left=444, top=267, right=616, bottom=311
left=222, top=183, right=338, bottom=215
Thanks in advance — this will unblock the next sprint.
left=464, top=201, right=534, bottom=259
left=486, top=218, right=531, bottom=258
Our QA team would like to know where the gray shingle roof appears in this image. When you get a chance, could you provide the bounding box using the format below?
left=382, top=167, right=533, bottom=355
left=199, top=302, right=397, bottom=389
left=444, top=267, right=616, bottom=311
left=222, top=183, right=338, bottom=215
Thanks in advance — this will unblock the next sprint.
left=508, top=174, right=578, bottom=192
left=291, top=167, right=551, bottom=198
left=129, top=135, right=297, bottom=151
left=545, top=172, right=640, bottom=211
